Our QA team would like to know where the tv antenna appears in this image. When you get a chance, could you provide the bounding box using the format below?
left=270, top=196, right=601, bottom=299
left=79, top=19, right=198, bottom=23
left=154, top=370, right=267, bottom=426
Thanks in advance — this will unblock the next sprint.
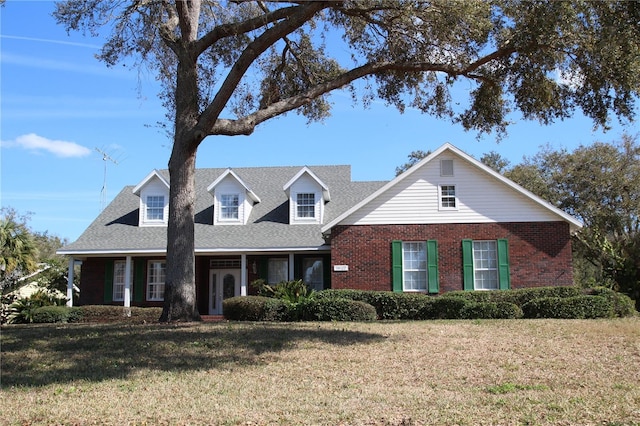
left=95, top=147, right=119, bottom=210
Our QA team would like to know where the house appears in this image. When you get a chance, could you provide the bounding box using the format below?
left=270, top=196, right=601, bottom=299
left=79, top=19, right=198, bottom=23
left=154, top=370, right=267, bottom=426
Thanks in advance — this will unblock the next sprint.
left=58, top=143, right=582, bottom=314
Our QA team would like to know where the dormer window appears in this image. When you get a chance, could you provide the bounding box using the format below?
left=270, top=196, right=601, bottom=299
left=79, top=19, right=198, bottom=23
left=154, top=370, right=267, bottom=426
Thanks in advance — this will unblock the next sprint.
left=146, top=195, right=165, bottom=221
left=296, top=193, right=316, bottom=219
left=220, top=194, right=240, bottom=220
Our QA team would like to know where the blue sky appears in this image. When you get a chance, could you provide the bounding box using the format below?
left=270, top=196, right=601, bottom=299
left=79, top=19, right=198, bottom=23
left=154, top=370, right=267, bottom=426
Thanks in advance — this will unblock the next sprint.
left=1, top=1, right=637, bottom=242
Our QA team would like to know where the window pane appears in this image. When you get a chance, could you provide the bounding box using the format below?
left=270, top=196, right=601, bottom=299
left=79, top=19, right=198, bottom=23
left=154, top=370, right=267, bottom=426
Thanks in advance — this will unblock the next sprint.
left=147, top=261, right=166, bottom=300
left=146, top=196, right=165, bottom=220
left=220, top=194, right=239, bottom=219
left=440, top=185, right=456, bottom=208
left=113, top=261, right=126, bottom=301
left=268, top=258, right=288, bottom=284
left=403, top=242, right=427, bottom=291
left=296, top=193, right=315, bottom=218
left=473, top=241, right=498, bottom=290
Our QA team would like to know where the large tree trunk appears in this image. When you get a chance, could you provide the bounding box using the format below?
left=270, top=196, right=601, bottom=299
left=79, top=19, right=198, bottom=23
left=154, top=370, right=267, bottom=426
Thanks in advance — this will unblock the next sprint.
left=160, top=141, right=201, bottom=322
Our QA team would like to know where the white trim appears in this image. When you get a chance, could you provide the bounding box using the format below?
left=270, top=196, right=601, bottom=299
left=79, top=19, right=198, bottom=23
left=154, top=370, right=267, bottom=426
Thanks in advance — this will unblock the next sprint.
left=438, top=184, right=458, bottom=211
left=322, top=143, right=583, bottom=233
left=57, top=245, right=331, bottom=256
left=132, top=169, right=169, bottom=195
left=207, top=168, right=261, bottom=203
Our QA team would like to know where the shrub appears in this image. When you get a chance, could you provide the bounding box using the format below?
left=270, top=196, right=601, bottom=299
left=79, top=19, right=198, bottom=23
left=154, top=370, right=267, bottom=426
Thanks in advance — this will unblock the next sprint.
left=585, top=287, right=637, bottom=317
left=251, top=279, right=313, bottom=303
left=522, top=295, right=614, bottom=319
left=6, top=289, right=67, bottom=324
left=459, top=302, right=523, bottom=319
left=31, top=306, right=83, bottom=323
left=419, top=297, right=470, bottom=319
left=77, top=306, right=162, bottom=323
left=223, top=296, right=290, bottom=321
left=298, top=298, right=377, bottom=322
left=313, top=290, right=433, bottom=320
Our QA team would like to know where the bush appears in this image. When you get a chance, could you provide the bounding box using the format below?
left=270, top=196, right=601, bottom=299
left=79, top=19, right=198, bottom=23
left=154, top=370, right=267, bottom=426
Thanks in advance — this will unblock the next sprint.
left=77, top=305, right=162, bottom=323
left=522, top=295, right=614, bottom=319
left=585, top=287, right=637, bottom=317
left=459, top=302, right=524, bottom=320
left=31, top=306, right=83, bottom=323
left=6, top=289, right=67, bottom=324
left=223, top=296, right=291, bottom=321
left=313, top=290, right=433, bottom=320
left=419, top=297, right=470, bottom=319
left=251, top=279, right=313, bottom=303
left=298, top=298, right=377, bottom=322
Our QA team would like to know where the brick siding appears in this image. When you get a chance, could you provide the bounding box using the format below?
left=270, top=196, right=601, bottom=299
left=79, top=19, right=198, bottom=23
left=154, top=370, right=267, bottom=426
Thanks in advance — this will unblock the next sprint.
left=329, top=222, right=574, bottom=293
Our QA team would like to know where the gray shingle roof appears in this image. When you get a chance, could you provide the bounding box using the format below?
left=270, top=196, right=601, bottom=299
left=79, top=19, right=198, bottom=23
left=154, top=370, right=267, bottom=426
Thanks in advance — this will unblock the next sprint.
left=60, top=165, right=385, bottom=255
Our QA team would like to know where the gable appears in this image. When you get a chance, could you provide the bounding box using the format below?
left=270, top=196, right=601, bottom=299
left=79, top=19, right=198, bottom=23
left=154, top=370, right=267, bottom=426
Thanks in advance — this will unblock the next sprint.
left=323, top=144, right=582, bottom=232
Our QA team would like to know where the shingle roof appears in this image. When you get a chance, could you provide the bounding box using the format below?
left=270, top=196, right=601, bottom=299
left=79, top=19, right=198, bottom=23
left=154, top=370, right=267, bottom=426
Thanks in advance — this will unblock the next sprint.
left=59, top=165, right=385, bottom=255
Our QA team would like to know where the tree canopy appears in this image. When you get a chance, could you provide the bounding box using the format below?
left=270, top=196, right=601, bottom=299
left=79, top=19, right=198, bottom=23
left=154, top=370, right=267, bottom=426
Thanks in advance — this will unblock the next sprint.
left=53, top=0, right=640, bottom=321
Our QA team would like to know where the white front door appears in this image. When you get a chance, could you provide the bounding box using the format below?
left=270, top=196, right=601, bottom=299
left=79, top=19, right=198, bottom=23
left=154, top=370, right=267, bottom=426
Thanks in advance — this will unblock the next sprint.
left=209, top=269, right=240, bottom=315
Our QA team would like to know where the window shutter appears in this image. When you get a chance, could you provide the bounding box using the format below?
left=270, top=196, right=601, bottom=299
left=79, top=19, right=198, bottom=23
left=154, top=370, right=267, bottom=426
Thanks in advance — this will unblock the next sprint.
left=134, top=259, right=145, bottom=303
left=104, top=260, right=114, bottom=303
left=462, top=240, right=474, bottom=291
left=391, top=240, right=403, bottom=292
left=427, top=240, right=439, bottom=293
left=497, top=239, right=511, bottom=290
left=259, top=258, right=268, bottom=281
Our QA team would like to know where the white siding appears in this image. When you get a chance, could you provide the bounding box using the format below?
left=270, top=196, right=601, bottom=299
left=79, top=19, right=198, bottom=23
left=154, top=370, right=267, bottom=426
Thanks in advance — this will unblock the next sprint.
left=289, top=174, right=323, bottom=224
left=341, top=152, right=560, bottom=225
left=138, top=177, right=169, bottom=226
left=213, top=176, right=252, bottom=225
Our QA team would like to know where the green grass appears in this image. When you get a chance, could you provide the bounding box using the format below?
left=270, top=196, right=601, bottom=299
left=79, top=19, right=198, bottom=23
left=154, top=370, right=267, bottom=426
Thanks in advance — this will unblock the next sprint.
left=2, top=318, right=640, bottom=425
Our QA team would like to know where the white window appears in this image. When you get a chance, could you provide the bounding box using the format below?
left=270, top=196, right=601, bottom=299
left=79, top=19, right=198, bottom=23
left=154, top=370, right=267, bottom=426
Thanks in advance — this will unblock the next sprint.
left=267, top=258, right=288, bottom=284
left=473, top=241, right=498, bottom=290
left=147, top=260, right=166, bottom=301
left=296, top=193, right=316, bottom=219
left=303, top=258, right=324, bottom=292
left=402, top=242, right=427, bottom=291
left=113, top=261, right=134, bottom=301
left=146, top=195, right=165, bottom=221
left=220, top=194, right=239, bottom=220
left=439, top=185, right=457, bottom=209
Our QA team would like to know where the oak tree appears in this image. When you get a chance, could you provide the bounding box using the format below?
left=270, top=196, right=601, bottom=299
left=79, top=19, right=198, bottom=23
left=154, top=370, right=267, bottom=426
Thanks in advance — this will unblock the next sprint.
left=53, top=1, right=640, bottom=321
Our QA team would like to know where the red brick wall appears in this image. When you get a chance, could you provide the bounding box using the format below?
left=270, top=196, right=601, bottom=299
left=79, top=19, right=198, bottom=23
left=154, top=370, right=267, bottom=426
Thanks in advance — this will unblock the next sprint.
left=329, top=222, right=574, bottom=293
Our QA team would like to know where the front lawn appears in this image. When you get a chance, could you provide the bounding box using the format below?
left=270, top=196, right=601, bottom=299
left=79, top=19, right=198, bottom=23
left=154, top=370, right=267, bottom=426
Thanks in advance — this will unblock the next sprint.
left=1, top=319, right=639, bottom=425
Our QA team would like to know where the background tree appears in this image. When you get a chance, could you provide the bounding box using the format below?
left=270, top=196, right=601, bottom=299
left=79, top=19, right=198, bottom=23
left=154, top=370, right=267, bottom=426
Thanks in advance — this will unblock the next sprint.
left=0, top=208, right=38, bottom=294
left=53, top=1, right=640, bottom=321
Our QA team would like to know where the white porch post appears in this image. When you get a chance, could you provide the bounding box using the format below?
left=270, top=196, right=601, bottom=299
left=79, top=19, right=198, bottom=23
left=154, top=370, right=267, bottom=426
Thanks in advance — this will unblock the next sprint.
left=240, top=254, right=247, bottom=296
left=124, top=256, right=132, bottom=308
left=66, top=258, right=75, bottom=307
left=288, top=253, right=295, bottom=281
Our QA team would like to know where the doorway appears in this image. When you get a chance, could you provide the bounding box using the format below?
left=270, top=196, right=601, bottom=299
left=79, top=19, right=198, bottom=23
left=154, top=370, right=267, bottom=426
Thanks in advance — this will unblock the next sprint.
left=209, top=269, right=240, bottom=315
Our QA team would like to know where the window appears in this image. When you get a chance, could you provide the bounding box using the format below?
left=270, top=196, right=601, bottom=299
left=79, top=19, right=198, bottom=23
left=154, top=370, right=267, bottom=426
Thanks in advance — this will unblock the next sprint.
left=439, top=185, right=457, bottom=209
left=296, top=193, right=316, bottom=218
left=268, top=258, right=288, bottom=284
left=303, top=258, right=324, bottom=292
left=392, top=240, right=439, bottom=293
left=462, top=239, right=510, bottom=291
left=113, top=261, right=134, bottom=301
left=220, top=194, right=239, bottom=220
left=146, top=195, right=165, bottom=221
left=147, top=260, right=166, bottom=301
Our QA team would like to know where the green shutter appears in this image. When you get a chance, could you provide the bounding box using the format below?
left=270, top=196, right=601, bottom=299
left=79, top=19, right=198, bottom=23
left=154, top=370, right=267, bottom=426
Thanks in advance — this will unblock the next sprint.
left=391, top=240, right=403, bottom=292
left=323, top=255, right=331, bottom=290
left=134, top=259, right=145, bottom=303
left=259, top=258, right=268, bottom=281
left=104, top=260, right=114, bottom=303
left=427, top=240, right=439, bottom=293
left=497, top=239, right=511, bottom=290
left=462, top=239, right=474, bottom=291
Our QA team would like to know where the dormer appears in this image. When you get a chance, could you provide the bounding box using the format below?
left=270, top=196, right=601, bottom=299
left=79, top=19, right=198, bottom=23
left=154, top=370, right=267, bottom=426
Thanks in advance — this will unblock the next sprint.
left=283, top=167, right=330, bottom=225
left=133, top=170, right=170, bottom=227
left=207, top=169, right=260, bottom=225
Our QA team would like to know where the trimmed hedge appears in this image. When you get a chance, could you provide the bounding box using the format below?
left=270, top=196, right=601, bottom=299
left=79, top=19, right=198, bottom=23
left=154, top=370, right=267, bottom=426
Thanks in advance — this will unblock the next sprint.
left=313, top=290, right=433, bottom=320
left=522, top=295, right=614, bottom=319
left=298, top=298, right=377, bottom=322
left=223, top=296, right=291, bottom=321
left=76, top=306, right=163, bottom=323
left=32, top=306, right=83, bottom=324
left=459, top=302, right=524, bottom=320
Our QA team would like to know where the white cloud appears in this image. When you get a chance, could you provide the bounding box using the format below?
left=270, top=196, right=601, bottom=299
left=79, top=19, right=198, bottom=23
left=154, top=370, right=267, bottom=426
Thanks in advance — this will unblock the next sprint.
left=2, top=133, right=91, bottom=158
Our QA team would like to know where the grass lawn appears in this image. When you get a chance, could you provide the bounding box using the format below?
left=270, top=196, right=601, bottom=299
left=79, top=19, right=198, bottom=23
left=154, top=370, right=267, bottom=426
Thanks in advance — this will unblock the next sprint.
left=1, top=318, right=639, bottom=425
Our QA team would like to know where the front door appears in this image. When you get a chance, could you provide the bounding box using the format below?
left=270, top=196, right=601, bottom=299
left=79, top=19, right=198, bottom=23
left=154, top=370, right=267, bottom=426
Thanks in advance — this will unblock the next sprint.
left=209, top=269, right=240, bottom=315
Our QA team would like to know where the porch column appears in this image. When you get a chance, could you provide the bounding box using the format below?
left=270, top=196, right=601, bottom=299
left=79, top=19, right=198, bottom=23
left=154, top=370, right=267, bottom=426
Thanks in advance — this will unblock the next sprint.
left=240, top=254, right=247, bottom=296
left=66, top=258, right=75, bottom=307
left=288, top=253, right=295, bottom=281
left=124, top=256, right=132, bottom=308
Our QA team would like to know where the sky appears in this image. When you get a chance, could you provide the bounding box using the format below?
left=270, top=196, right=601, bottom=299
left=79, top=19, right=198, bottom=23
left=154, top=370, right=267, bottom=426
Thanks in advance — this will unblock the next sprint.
left=1, top=1, right=637, bottom=243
